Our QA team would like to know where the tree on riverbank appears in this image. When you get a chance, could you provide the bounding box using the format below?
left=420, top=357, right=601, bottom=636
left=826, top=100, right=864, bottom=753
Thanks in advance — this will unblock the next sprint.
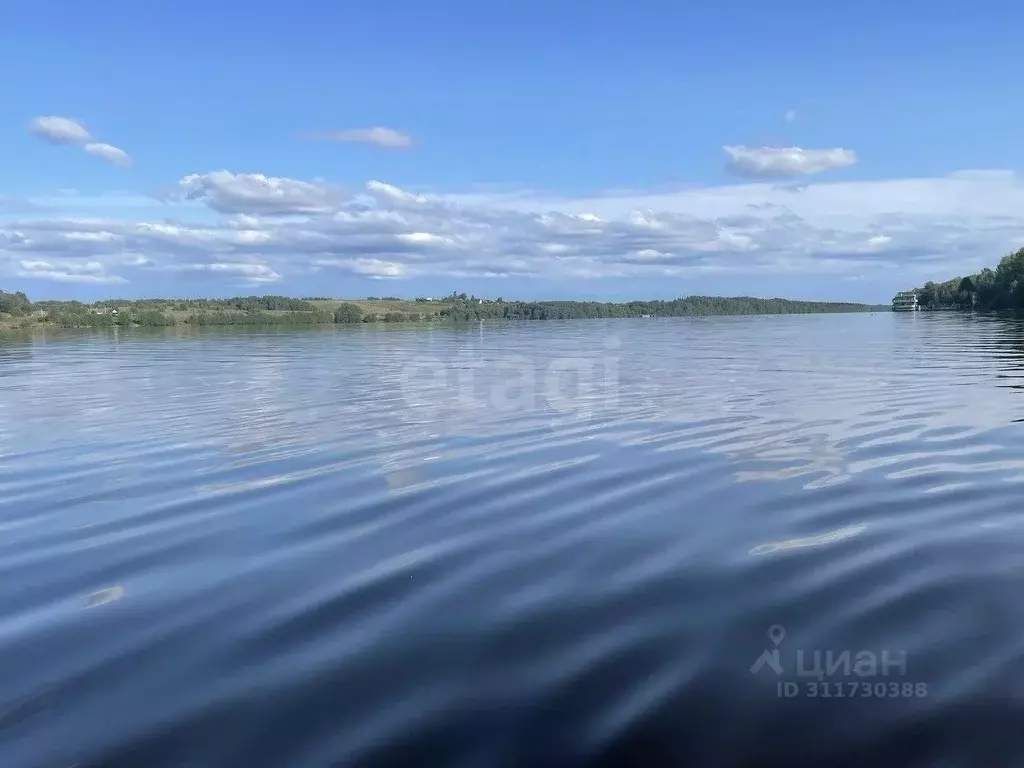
left=914, top=248, right=1024, bottom=311
left=333, top=303, right=363, bottom=323
left=0, top=291, right=31, bottom=315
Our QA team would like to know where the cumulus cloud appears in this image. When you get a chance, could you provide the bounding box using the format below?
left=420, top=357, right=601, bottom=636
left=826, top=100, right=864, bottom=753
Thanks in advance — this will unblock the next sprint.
left=28, top=116, right=131, bottom=167
left=167, top=171, right=342, bottom=215
left=303, top=127, right=413, bottom=149
left=84, top=142, right=132, bottom=167
left=4, top=169, right=1024, bottom=288
left=724, top=145, right=857, bottom=178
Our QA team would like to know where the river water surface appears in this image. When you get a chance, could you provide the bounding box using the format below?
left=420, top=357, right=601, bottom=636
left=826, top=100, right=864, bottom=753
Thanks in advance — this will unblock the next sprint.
left=3, top=313, right=1024, bottom=766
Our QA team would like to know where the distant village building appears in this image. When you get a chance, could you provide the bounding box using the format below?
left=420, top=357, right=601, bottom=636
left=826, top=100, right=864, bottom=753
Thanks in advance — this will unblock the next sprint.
left=891, top=291, right=920, bottom=312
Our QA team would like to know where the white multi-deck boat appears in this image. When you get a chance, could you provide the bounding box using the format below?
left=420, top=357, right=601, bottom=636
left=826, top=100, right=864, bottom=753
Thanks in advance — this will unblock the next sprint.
left=891, top=291, right=920, bottom=311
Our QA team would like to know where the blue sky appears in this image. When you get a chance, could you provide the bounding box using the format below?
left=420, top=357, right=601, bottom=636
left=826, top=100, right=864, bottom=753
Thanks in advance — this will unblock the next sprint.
left=3, top=0, right=1024, bottom=302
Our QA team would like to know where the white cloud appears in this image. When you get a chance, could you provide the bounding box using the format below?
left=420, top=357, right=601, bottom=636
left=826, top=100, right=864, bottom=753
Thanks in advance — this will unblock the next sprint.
left=724, top=145, right=857, bottom=178
left=4, top=169, right=1024, bottom=290
left=365, top=180, right=428, bottom=205
left=18, top=259, right=126, bottom=284
left=316, top=257, right=408, bottom=278
left=63, top=230, right=122, bottom=243
left=304, top=127, right=413, bottom=149
left=168, top=171, right=342, bottom=215
left=84, top=142, right=132, bottom=167
left=397, top=231, right=454, bottom=246
left=29, top=116, right=91, bottom=145
left=628, top=249, right=673, bottom=261
left=784, top=110, right=797, bottom=123
left=28, top=116, right=131, bottom=169
left=179, top=262, right=281, bottom=283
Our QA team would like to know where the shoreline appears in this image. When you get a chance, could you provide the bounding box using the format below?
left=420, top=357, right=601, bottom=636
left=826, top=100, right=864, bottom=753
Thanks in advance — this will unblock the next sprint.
left=1, top=294, right=888, bottom=333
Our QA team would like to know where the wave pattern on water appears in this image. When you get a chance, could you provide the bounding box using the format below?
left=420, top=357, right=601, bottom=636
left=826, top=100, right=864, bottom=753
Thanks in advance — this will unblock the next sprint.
left=3, top=314, right=1024, bottom=765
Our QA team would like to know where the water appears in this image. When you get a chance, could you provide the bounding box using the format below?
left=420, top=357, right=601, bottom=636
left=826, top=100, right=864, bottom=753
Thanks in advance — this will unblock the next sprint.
left=3, top=312, right=1024, bottom=766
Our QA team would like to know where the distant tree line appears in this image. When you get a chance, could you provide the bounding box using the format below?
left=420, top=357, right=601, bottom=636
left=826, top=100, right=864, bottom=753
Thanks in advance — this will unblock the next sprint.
left=4, top=291, right=882, bottom=330
left=91, top=295, right=319, bottom=312
left=437, top=295, right=881, bottom=321
left=912, top=247, right=1024, bottom=311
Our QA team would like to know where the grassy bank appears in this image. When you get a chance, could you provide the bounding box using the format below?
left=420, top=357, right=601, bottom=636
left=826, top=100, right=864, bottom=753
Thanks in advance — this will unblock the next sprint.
left=1, top=291, right=887, bottom=331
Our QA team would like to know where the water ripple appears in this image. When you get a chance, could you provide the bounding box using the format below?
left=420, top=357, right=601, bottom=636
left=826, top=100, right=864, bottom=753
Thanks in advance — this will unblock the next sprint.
left=4, top=315, right=1024, bottom=764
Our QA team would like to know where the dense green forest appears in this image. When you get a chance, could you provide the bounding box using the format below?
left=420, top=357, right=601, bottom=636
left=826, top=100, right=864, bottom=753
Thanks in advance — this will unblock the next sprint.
left=912, top=247, right=1024, bottom=310
left=434, top=295, right=883, bottom=321
left=1, top=290, right=884, bottom=330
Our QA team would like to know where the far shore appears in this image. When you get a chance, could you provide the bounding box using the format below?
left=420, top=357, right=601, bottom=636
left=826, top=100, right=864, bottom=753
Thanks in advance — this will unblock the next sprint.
left=0, top=292, right=889, bottom=332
